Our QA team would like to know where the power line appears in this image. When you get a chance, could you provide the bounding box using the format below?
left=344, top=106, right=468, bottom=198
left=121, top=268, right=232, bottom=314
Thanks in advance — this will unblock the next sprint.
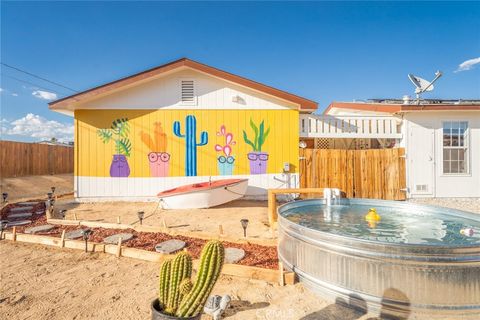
left=1, top=73, right=68, bottom=96
left=1, top=62, right=78, bottom=93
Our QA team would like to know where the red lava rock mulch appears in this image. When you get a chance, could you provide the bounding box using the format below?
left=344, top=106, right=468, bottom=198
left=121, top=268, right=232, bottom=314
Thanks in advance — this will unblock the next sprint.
left=2, top=201, right=278, bottom=269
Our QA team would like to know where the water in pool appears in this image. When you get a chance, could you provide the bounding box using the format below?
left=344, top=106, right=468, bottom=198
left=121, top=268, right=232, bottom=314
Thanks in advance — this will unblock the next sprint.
left=282, top=201, right=480, bottom=246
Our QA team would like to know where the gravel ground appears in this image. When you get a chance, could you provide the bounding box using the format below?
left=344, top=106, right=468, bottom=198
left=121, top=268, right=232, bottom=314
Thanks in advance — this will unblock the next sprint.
left=408, top=198, right=480, bottom=214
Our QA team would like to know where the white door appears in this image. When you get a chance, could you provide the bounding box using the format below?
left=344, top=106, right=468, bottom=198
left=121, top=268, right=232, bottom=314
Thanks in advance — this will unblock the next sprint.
left=408, top=124, right=435, bottom=197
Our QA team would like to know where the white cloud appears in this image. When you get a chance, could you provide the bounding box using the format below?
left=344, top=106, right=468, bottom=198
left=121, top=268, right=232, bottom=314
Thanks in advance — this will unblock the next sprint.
left=11, top=93, right=18, bottom=97
left=0, top=88, right=3, bottom=92
left=1, top=113, right=73, bottom=142
left=32, top=90, right=58, bottom=100
left=455, top=57, right=480, bottom=73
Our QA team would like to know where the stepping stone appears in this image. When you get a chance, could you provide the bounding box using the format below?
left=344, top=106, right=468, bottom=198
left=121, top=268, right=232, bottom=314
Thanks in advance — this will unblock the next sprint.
left=5, top=220, right=31, bottom=227
left=225, top=248, right=245, bottom=264
left=17, top=202, right=40, bottom=206
left=155, top=239, right=186, bottom=254
left=65, top=229, right=85, bottom=240
left=35, top=211, right=45, bottom=215
left=10, top=206, right=33, bottom=213
left=103, top=233, right=134, bottom=244
left=8, top=212, right=32, bottom=219
left=25, top=224, right=55, bottom=234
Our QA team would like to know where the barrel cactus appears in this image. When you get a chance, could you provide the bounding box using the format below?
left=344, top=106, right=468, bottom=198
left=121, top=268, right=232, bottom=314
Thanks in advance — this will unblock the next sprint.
left=157, top=240, right=225, bottom=318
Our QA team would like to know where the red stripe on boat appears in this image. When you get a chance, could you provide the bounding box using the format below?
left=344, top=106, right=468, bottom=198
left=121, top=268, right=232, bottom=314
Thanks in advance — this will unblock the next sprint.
left=158, top=179, right=247, bottom=197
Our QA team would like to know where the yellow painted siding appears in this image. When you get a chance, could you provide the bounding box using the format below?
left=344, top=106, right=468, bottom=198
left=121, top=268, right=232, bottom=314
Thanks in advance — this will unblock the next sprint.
left=75, top=109, right=299, bottom=177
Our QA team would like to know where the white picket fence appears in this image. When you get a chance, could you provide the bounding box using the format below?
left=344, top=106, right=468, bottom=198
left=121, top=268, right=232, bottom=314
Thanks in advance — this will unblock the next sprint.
left=299, top=114, right=402, bottom=138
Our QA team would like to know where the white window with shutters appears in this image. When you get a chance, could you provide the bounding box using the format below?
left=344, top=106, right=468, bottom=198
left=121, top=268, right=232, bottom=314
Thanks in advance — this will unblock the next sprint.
left=179, top=79, right=196, bottom=106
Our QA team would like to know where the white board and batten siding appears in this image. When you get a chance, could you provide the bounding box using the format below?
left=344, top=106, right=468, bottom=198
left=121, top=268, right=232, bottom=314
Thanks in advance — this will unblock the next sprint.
left=74, top=67, right=300, bottom=201
left=75, top=68, right=299, bottom=111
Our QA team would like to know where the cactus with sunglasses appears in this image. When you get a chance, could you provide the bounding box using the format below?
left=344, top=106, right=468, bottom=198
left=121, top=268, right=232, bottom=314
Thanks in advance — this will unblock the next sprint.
left=154, top=240, right=225, bottom=318
left=243, top=118, right=270, bottom=174
left=215, top=125, right=236, bottom=175
left=140, top=122, right=170, bottom=177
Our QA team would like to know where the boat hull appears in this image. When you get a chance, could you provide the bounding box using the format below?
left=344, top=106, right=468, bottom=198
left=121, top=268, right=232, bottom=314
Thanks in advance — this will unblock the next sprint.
left=158, top=179, right=248, bottom=209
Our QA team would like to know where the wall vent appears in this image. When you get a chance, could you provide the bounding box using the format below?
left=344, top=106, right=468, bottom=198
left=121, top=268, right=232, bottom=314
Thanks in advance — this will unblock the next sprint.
left=415, top=184, right=428, bottom=192
left=181, top=80, right=195, bottom=105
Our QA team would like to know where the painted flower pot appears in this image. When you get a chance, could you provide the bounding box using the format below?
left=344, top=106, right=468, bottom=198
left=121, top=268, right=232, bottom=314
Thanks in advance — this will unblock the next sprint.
left=217, top=156, right=235, bottom=175
left=151, top=299, right=200, bottom=320
left=148, top=152, right=170, bottom=177
left=110, top=154, right=130, bottom=177
left=247, top=152, right=268, bottom=175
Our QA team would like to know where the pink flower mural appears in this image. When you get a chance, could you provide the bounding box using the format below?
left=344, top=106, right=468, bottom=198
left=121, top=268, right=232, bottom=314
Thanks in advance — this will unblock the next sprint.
left=214, top=125, right=236, bottom=175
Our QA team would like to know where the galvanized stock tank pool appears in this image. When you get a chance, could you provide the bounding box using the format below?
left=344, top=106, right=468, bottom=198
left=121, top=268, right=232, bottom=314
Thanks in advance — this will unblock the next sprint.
left=277, top=198, right=480, bottom=318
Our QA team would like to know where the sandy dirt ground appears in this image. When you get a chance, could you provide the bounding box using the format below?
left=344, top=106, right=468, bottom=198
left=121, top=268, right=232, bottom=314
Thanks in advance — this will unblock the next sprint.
left=0, top=242, right=378, bottom=320
left=55, top=199, right=274, bottom=241
left=0, top=173, right=73, bottom=202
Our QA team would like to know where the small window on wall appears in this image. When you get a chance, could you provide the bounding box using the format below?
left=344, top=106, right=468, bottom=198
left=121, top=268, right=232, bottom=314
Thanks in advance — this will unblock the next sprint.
left=443, top=121, right=469, bottom=174
left=180, top=79, right=196, bottom=105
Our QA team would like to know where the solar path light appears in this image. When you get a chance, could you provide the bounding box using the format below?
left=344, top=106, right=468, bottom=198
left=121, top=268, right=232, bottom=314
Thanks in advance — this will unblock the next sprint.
left=59, top=209, right=67, bottom=219
left=0, top=220, right=8, bottom=240
left=137, top=211, right=145, bottom=225
left=82, top=229, right=93, bottom=252
left=51, top=186, right=56, bottom=194
left=240, top=219, right=249, bottom=238
left=2, top=192, right=7, bottom=203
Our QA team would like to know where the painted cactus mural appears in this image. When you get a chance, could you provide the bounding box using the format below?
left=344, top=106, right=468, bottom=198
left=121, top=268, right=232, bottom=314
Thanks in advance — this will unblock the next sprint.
left=173, top=115, right=208, bottom=176
left=215, top=125, right=236, bottom=175
left=140, top=122, right=170, bottom=177
left=243, top=119, right=270, bottom=175
left=97, top=118, right=132, bottom=177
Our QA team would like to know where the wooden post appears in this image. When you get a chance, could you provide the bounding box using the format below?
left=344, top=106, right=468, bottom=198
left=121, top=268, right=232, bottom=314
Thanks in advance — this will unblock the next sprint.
left=116, top=238, right=122, bottom=257
left=73, top=213, right=78, bottom=221
left=12, top=226, right=17, bottom=241
left=278, top=261, right=285, bottom=286
left=268, top=190, right=276, bottom=227
left=60, top=230, right=66, bottom=248
left=117, top=216, right=121, bottom=224
left=218, top=224, right=224, bottom=236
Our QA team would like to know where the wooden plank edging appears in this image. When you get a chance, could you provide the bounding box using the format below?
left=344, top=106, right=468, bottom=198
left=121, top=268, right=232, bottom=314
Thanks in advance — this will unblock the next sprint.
left=1, top=232, right=292, bottom=285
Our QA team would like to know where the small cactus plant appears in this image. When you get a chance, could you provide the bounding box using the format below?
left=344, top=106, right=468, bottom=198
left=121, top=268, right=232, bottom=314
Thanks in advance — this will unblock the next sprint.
left=156, top=240, right=224, bottom=318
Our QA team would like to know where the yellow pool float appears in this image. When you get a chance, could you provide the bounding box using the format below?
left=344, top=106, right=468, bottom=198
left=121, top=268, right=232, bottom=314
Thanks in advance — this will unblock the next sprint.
left=365, top=208, right=381, bottom=222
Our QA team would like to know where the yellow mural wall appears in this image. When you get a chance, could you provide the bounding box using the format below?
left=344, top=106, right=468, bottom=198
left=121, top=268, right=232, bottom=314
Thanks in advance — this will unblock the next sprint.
left=75, top=109, right=299, bottom=177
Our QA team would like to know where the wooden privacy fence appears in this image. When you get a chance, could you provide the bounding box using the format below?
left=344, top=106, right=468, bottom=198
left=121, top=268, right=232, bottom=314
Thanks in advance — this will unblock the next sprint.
left=300, top=148, right=406, bottom=200
left=0, top=141, right=74, bottom=178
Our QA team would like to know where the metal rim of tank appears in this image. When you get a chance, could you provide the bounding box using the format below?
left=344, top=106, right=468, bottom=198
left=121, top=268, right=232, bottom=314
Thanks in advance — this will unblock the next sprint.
left=277, top=198, right=480, bottom=262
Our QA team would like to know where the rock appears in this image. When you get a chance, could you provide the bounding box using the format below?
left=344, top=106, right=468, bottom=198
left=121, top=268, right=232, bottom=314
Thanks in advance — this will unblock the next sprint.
left=10, top=206, right=33, bottom=213
left=154, top=239, right=186, bottom=254
left=25, top=224, right=55, bottom=234
left=35, top=211, right=45, bottom=215
left=65, top=229, right=86, bottom=239
left=103, top=233, right=134, bottom=244
left=6, top=220, right=31, bottom=227
left=225, top=248, right=245, bottom=264
left=8, top=212, right=33, bottom=219
left=17, top=202, right=40, bottom=206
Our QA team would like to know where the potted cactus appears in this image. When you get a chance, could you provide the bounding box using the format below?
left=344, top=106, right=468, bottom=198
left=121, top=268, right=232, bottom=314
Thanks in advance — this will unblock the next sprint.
left=151, top=240, right=225, bottom=320
left=97, top=118, right=132, bottom=177
left=243, top=119, right=270, bottom=175
left=141, top=122, right=170, bottom=177
left=214, top=125, right=236, bottom=175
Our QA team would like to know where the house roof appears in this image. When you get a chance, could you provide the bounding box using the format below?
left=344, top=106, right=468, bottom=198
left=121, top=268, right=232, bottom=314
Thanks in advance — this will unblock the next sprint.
left=324, top=101, right=480, bottom=115
left=49, top=58, right=318, bottom=112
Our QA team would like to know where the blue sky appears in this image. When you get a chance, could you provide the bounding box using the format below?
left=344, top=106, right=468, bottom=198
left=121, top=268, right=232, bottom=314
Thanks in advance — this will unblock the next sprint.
left=1, top=1, right=479, bottom=142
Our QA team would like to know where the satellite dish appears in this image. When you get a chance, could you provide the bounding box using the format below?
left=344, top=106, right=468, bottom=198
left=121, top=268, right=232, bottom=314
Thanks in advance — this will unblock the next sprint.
left=407, top=71, right=443, bottom=103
